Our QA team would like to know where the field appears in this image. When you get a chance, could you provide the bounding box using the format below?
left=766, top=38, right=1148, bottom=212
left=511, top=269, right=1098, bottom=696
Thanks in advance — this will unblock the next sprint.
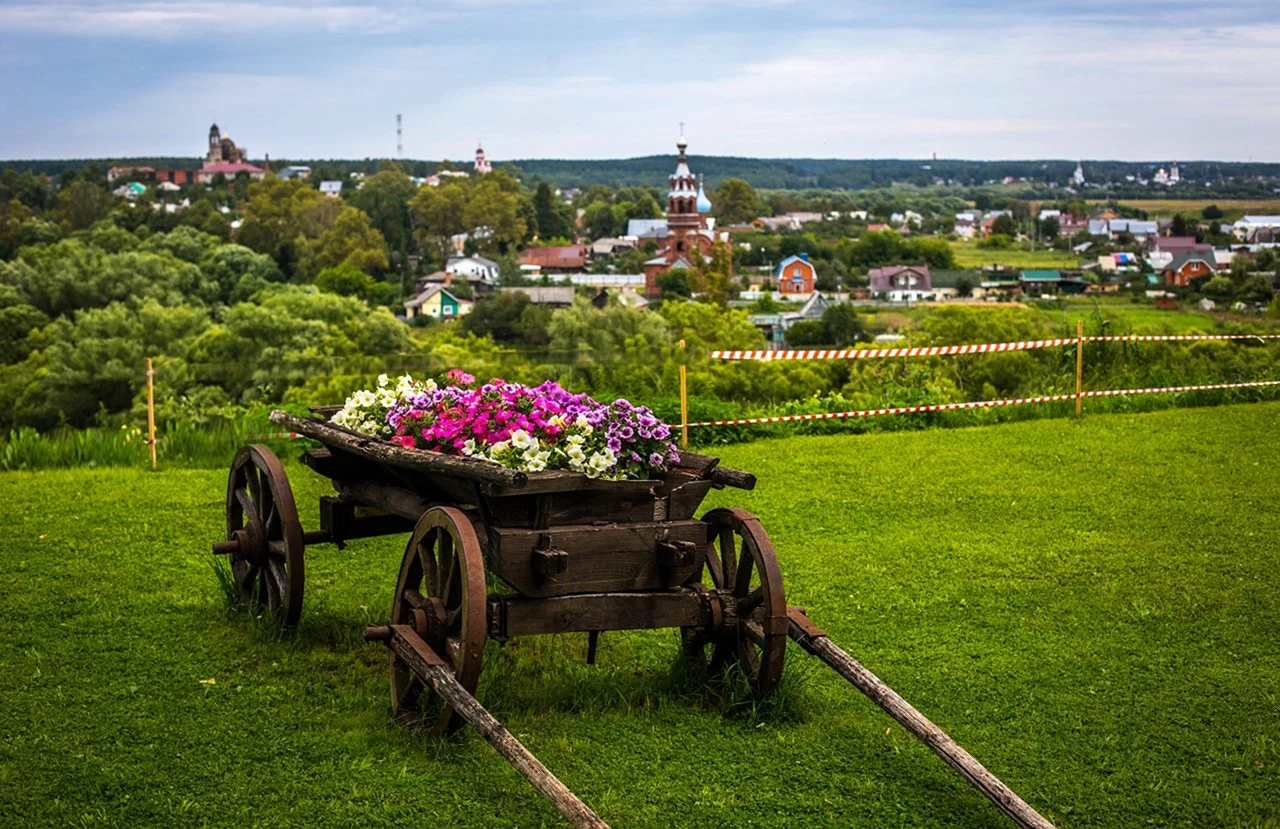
left=1101, top=199, right=1280, bottom=222
left=3, top=404, right=1280, bottom=827
left=949, top=240, right=1079, bottom=269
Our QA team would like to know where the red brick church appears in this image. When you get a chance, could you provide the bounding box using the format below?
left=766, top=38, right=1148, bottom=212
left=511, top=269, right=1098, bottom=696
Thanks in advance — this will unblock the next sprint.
left=643, top=133, right=720, bottom=297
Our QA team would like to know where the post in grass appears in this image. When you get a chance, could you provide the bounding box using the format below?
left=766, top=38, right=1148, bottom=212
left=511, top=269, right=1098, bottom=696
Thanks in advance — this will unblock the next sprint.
left=145, top=357, right=157, bottom=471
left=678, top=339, right=689, bottom=449
left=1075, top=320, right=1084, bottom=418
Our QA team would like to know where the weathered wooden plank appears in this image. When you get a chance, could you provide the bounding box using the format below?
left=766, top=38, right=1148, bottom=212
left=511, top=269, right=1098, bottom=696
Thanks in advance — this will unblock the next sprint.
left=374, top=625, right=609, bottom=829
left=786, top=608, right=1055, bottom=829
left=487, top=521, right=707, bottom=598
left=271, top=411, right=530, bottom=488
left=491, top=591, right=707, bottom=638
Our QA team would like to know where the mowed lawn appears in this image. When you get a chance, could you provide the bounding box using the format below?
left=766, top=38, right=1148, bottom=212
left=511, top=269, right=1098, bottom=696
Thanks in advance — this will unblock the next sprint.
left=950, top=241, right=1079, bottom=269
left=2, top=405, right=1280, bottom=828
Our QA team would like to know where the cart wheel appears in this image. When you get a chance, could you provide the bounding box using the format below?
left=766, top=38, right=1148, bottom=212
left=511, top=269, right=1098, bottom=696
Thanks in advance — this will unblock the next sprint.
left=683, top=507, right=787, bottom=699
left=223, top=445, right=305, bottom=626
left=389, top=506, right=487, bottom=736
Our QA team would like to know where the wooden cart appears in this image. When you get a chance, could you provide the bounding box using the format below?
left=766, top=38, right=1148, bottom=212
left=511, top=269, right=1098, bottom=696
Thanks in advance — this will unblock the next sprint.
left=214, top=410, right=784, bottom=733
left=212, top=409, right=1056, bottom=829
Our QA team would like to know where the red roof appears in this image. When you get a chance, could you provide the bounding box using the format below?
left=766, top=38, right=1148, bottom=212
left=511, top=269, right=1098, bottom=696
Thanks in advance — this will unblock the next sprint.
left=520, top=245, right=587, bottom=270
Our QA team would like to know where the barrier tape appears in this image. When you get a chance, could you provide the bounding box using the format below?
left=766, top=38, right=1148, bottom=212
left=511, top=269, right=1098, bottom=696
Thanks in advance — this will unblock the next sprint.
left=1086, top=334, right=1280, bottom=342
left=711, top=333, right=1280, bottom=362
left=684, top=379, right=1280, bottom=428
left=710, top=339, right=1076, bottom=361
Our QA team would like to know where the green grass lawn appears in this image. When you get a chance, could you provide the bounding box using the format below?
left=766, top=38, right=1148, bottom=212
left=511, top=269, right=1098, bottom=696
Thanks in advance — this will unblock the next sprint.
left=950, top=241, right=1079, bottom=270
left=3, top=404, right=1280, bottom=827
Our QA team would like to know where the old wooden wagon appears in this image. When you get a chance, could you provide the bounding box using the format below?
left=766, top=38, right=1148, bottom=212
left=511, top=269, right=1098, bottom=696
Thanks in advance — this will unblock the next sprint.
left=211, top=409, right=1056, bottom=829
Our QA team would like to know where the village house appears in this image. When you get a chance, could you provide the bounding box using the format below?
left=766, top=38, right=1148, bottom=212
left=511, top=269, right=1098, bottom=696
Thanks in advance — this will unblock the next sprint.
left=404, top=284, right=473, bottom=321
left=776, top=253, right=817, bottom=295
left=1232, top=216, right=1280, bottom=242
left=749, top=293, right=828, bottom=348
left=1019, top=270, right=1089, bottom=296
left=500, top=286, right=576, bottom=307
left=319, top=181, right=343, bottom=196
left=445, top=255, right=499, bottom=292
left=869, top=265, right=933, bottom=301
left=1161, top=252, right=1217, bottom=287
left=520, top=245, right=588, bottom=274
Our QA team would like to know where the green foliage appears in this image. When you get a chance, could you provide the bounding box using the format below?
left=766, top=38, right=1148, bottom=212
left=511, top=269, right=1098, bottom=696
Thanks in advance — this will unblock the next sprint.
left=1202, top=204, right=1225, bottom=219
left=713, top=178, right=759, bottom=224
left=344, top=169, right=417, bottom=252
left=977, top=233, right=1014, bottom=249
left=991, top=214, right=1017, bottom=237
left=784, top=303, right=865, bottom=347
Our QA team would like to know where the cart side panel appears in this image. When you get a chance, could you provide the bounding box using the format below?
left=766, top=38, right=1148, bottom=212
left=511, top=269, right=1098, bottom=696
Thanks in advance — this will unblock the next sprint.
left=487, top=520, right=707, bottom=598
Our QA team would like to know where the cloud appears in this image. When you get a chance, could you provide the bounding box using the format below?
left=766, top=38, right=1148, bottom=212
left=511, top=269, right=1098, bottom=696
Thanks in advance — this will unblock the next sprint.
left=1, top=0, right=1278, bottom=160
left=0, top=1, right=414, bottom=37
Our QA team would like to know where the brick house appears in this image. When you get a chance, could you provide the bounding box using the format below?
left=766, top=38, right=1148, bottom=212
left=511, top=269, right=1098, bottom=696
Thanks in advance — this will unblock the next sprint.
left=776, top=253, right=816, bottom=295
left=1161, top=253, right=1217, bottom=287
left=520, top=245, right=588, bottom=274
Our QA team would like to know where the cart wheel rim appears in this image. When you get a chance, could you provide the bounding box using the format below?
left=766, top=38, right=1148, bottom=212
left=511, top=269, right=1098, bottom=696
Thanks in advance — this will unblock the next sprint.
left=225, top=444, right=304, bottom=626
left=689, top=507, right=786, bottom=698
left=389, top=506, right=487, bottom=736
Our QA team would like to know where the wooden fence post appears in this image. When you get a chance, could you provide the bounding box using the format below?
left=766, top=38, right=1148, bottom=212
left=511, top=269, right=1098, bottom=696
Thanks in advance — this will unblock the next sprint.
left=1075, top=320, right=1084, bottom=418
left=678, top=339, right=689, bottom=449
left=146, top=357, right=157, bottom=471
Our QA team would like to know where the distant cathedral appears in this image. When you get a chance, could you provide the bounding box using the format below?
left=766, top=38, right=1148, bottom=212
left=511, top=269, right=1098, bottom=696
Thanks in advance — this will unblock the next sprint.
left=205, top=123, right=248, bottom=166
left=643, top=132, right=719, bottom=297
left=475, top=142, right=491, bottom=174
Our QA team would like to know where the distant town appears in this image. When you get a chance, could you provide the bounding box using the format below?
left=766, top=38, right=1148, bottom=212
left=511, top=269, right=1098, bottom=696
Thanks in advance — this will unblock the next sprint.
left=5, top=122, right=1280, bottom=357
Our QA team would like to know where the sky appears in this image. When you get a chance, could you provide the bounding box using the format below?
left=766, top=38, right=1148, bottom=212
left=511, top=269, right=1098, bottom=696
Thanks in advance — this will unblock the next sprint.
left=1, top=0, right=1279, bottom=162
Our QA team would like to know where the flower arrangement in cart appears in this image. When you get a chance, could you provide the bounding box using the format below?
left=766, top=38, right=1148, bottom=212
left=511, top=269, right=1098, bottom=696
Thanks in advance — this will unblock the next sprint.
left=331, top=369, right=679, bottom=480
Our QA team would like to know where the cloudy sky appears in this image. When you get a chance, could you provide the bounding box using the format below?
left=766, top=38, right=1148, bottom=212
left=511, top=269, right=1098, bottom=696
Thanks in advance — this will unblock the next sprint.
left=1, top=0, right=1278, bottom=161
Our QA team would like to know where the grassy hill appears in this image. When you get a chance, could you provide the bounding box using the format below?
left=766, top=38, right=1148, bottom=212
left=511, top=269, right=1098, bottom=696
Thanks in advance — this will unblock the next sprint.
left=2, top=403, right=1279, bottom=827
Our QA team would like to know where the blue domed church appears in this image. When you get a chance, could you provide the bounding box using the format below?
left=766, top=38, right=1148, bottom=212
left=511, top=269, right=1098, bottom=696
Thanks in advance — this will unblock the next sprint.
left=643, top=133, right=723, bottom=297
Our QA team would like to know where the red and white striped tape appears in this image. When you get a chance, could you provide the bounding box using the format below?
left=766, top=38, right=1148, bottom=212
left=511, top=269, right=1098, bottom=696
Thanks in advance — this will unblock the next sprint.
left=710, top=339, right=1077, bottom=361
left=1086, top=334, right=1280, bottom=342
left=711, top=333, right=1280, bottom=361
left=685, top=379, right=1280, bottom=428
left=1081, top=380, right=1280, bottom=397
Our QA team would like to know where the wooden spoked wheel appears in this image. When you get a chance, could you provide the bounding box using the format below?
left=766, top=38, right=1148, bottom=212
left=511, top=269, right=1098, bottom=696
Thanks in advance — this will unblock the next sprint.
left=224, top=445, right=305, bottom=626
left=389, top=506, right=487, bottom=736
left=684, top=507, right=787, bottom=698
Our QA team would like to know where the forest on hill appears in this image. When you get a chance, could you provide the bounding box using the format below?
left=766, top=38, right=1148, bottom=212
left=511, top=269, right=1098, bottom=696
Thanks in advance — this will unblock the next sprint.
left=6, top=156, right=1280, bottom=195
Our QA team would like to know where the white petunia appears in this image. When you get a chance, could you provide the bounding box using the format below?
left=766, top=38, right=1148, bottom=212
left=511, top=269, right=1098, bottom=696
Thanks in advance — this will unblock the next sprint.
left=509, top=429, right=537, bottom=451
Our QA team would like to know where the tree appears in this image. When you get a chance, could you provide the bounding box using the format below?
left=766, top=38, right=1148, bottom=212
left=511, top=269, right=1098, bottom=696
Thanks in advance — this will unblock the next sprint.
left=955, top=275, right=975, bottom=298
left=657, top=270, right=691, bottom=300
left=345, top=169, right=416, bottom=253
left=410, top=180, right=468, bottom=261
left=56, top=181, right=114, bottom=231
left=696, top=241, right=735, bottom=309
left=821, top=303, right=864, bottom=345
left=303, top=206, right=389, bottom=277
left=533, top=182, right=571, bottom=241
left=1238, top=274, right=1274, bottom=304
left=1038, top=216, right=1060, bottom=240
left=1201, top=275, right=1235, bottom=301
left=991, top=214, right=1017, bottom=238
left=1170, top=214, right=1189, bottom=237
left=1202, top=204, right=1225, bottom=220
left=464, top=179, right=526, bottom=253
left=713, top=178, right=758, bottom=224
left=460, top=291, right=535, bottom=342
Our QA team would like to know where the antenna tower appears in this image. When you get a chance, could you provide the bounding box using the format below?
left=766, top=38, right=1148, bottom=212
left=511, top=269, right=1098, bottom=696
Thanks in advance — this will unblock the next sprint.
left=396, top=114, right=403, bottom=158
